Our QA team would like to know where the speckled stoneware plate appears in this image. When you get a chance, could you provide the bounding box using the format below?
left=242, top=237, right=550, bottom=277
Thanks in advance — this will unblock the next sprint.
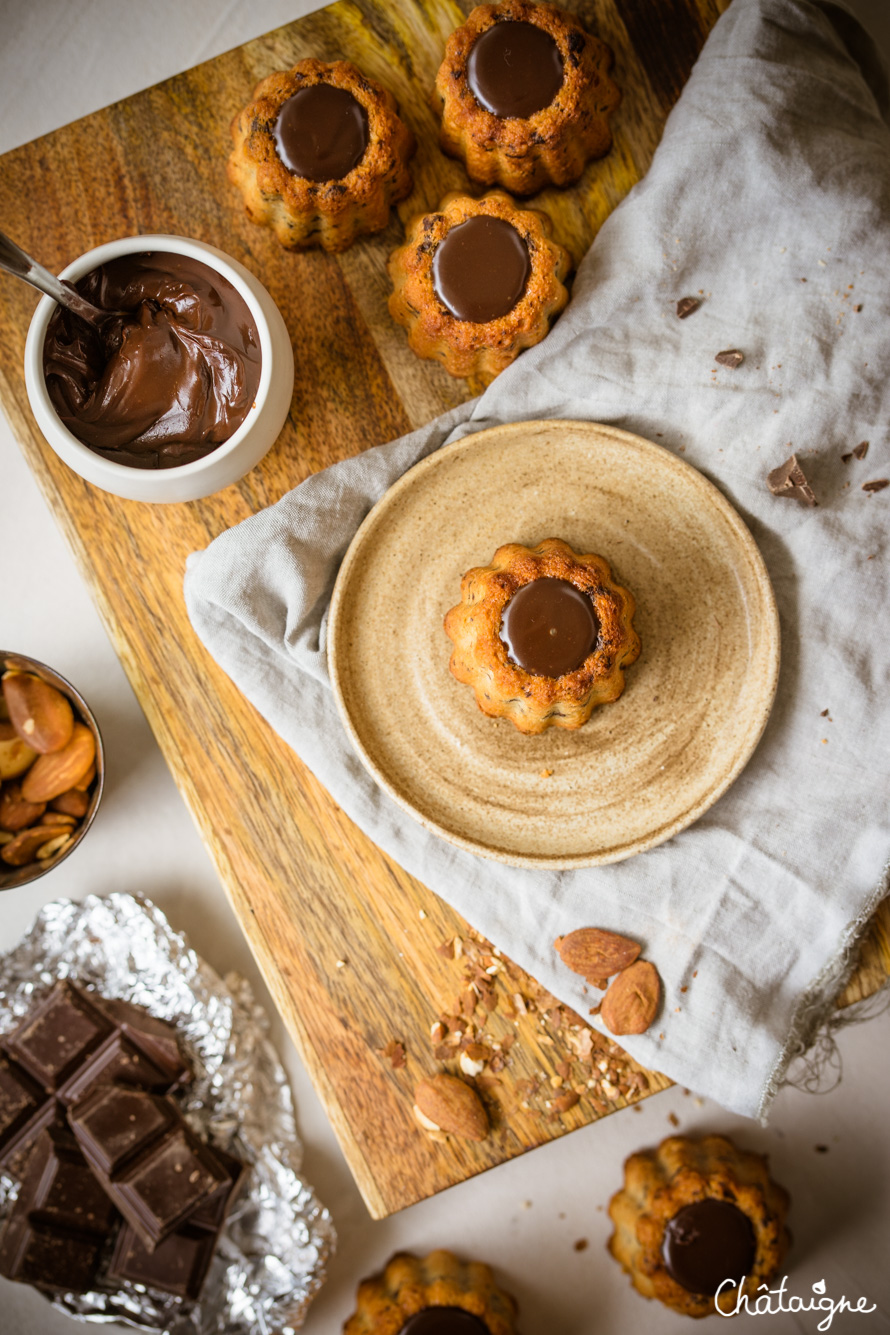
left=328, top=420, right=780, bottom=868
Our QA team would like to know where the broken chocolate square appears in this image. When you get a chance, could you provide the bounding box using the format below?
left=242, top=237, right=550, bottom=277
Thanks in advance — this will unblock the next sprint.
left=767, top=455, right=817, bottom=506
left=2, top=982, right=112, bottom=1091
left=676, top=296, right=700, bottom=319
left=715, top=349, right=744, bottom=368
left=108, top=1222, right=218, bottom=1299
left=862, top=478, right=888, bottom=493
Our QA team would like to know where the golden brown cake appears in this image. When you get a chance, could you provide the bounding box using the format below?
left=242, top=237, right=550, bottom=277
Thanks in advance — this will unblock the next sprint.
left=343, top=1250, right=519, bottom=1334
left=608, top=1135, right=792, bottom=1319
left=435, top=1, right=620, bottom=196
left=227, top=59, right=415, bottom=252
left=444, top=538, right=640, bottom=735
left=388, top=191, right=570, bottom=385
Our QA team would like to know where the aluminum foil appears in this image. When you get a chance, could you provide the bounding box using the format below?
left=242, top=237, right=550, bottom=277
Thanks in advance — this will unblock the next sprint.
left=0, top=892, right=336, bottom=1333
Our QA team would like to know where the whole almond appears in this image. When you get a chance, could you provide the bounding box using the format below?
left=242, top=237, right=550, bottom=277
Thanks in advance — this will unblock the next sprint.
left=39, top=811, right=78, bottom=829
left=73, top=761, right=97, bottom=793
left=2, top=673, right=74, bottom=755
left=414, top=1074, right=489, bottom=1142
left=0, top=782, right=47, bottom=833
left=554, top=928, right=641, bottom=983
left=1, top=825, right=63, bottom=867
left=0, top=723, right=38, bottom=781
left=601, top=961, right=661, bottom=1036
left=21, top=724, right=96, bottom=803
left=50, top=788, right=90, bottom=818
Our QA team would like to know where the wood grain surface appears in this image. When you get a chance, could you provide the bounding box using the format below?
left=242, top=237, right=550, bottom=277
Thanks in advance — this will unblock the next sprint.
left=0, top=0, right=886, bottom=1218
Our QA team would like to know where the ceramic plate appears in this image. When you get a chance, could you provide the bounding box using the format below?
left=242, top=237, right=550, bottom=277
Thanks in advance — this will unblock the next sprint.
left=328, top=420, right=780, bottom=868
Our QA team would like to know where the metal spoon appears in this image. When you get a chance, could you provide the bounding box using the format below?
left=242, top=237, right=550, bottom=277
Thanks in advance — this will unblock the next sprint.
left=0, top=228, right=117, bottom=326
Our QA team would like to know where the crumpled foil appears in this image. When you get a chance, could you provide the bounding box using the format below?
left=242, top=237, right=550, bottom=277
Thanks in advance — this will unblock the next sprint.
left=0, top=892, right=336, bottom=1333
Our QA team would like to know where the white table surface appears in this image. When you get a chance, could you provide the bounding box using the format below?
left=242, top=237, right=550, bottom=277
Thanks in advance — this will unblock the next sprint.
left=1, top=3, right=889, bottom=1332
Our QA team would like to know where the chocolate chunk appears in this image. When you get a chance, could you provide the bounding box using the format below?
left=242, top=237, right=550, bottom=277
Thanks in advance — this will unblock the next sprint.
left=432, top=215, right=530, bottom=323
left=0, top=1128, right=116, bottom=1294
left=2, top=981, right=112, bottom=1091
left=69, top=1086, right=228, bottom=1250
left=715, top=349, right=744, bottom=368
left=662, top=1199, right=756, bottom=1295
left=108, top=1222, right=218, bottom=1299
left=0, top=1055, right=47, bottom=1162
left=862, top=478, right=889, bottom=493
left=59, top=1032, right=179, bottom=1107
left=273, top=84, right=369, bottom=181
left=676, top=296, right=700, bottom=319
left=96, top=996, right=191, bottom=1090
left=467, top=21, right=564, bottom=119
left=767, top=454, right=817, bottom=506
left=841, top=453, right=853, bottom=463
left=67, top=1085, right=177, bottom=1177
left=853, top=440, right=869, bottom=460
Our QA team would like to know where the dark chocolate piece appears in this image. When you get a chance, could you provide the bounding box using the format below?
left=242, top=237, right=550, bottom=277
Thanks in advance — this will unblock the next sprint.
left=767, top=454, right=817, bottom=506
left=43, top=252, right=262, bottom=467
left=400, top=1310, right=490, bottom=1334
left=0, top=1055, right=47, bottom=1158
left=676, top=296, right=700, bottom=319
left=714, top=349, right=744, bottom=368
left=108, top=1221, right=218, bottom=1299
left=59, top=1031, right=178, bottom=1107
left=2, top=981, right=112, bottom=1090
left=273, top=84, right=369, bottom=181
left=500, top=578, right=598, bottom=677
left=661, top=1199, right=756, bottom=1296
left=0, top=1128, right=116, bottom=1294
left=853, top=440, right=869, bottom=460
left=467, top=20, right=563, bottom=119
left=68, top=1085, right=177, bottom=1177
left=97, top=995, right=191, bottom=1089
left=188, top=1145, right=248, bottom=1229
left=862, top=478, right=888, bottom=493
left=432, top=216, right=530, bottom=323
left=18, top=1125, right=117, bottom=1237
left=69, top=1086, right=228, bottom=1250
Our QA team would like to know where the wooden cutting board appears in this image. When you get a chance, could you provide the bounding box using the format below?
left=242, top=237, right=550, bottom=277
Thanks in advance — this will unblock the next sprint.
left=0, top=0, right=886, bottom=1219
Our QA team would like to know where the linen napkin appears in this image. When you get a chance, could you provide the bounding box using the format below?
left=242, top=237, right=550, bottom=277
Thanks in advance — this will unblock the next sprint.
left=185, top=0, right=890, bottom=1118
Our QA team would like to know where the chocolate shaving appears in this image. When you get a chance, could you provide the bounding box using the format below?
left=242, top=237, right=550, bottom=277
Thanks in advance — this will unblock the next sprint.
left=715, top=348, right=744, bottom=368
left=841, top=453, right=853, bottom=463
left=853, top=440, right=870, bottom=460
left=381, top=1039, right=406, bottom=1070
left=862, top=478, right=889, bottom=493
left=676, top=296, right=700, bottom=319
left=767, top=454, right=817, bottom=506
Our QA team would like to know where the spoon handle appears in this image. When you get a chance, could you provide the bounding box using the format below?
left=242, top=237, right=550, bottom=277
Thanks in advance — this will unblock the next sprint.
left=0, top=229, right=107, bottom=323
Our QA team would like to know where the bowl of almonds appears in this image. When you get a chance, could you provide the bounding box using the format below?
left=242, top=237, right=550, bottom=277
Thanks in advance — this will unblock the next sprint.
left=0, top=653, right=104, bottom=891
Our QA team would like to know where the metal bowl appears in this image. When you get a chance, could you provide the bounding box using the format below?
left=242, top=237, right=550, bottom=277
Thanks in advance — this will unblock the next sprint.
left=0, top=653, right=104, bottom=891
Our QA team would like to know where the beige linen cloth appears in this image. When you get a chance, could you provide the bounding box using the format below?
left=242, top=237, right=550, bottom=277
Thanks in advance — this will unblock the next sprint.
left=185, top=0, right=890, bottom=1118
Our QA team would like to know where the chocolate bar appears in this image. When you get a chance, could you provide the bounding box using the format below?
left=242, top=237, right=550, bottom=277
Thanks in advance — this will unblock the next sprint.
left=0, top=981, right=190, bottom=1180
left=0, top=1126, right=117, bottom=1292
left=69, top=1085, right=229, bottom=1250
left=107, top=1144, right=246, bottom=1298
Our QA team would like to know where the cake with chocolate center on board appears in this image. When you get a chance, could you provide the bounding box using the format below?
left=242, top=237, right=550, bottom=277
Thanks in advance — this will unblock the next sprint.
left=388, top=191, right=570, bottom=385
left=444, top=538, right=640, bottom=735
left=435, top=0, right=620, bottom=196
left=607, top=1134, right=792, bottom=1318
left=228, top=58, right=415, bottom=252
left=343, top=1250, right=519, bottom=1334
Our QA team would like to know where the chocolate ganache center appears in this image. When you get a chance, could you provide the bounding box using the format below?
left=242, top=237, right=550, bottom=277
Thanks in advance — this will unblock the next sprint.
left=662, top=1200, right=757, bottom=1296
left=400, top=1308, right=489, bottom=1335
left=432, top=216, right=530, bottom=323
left=467, top=21, right=564, bottom=119
left=500, top=578, right=598, bottom=677
left=42, top=252, right=262, bottom=470
left=273, top=83, right=369, bottom=181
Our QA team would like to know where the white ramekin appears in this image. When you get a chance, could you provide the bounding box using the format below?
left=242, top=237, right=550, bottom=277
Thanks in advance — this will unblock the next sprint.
left=24, top=234, right=294, bottom=503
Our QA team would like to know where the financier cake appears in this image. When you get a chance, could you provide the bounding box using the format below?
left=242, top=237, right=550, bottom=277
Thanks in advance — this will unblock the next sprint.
left=228, top=58, right=415, bottom=252
left=444, top=538, right=640, bottom=734
left=343, top=1249, right=519, bottom=1334
left=435, top=0, right=620, bottom=195
left=388, top=190, right=571, bottom=384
